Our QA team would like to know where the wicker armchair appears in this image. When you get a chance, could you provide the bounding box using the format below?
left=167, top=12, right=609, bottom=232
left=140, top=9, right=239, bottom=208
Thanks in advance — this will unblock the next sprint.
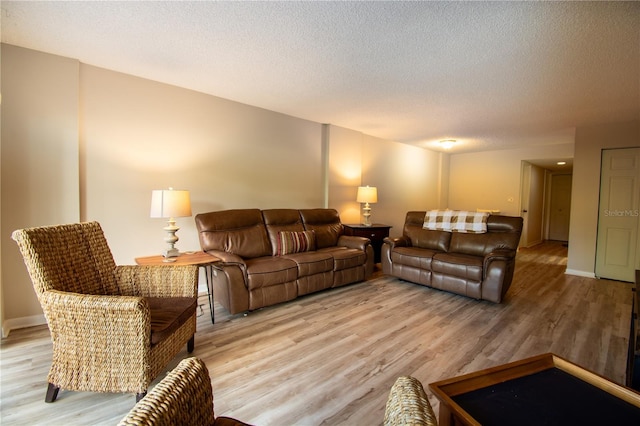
left=118, top=357, right=250, bottom=426
left=384, top=376, right=438, bottom=426
left=11, top=221, right=199, bottom=402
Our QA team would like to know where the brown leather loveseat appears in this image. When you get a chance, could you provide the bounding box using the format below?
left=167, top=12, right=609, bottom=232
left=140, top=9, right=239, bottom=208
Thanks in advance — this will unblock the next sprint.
left=195, top=208, right=374, bottom=315
left=382, top=211, right=523, bottom=303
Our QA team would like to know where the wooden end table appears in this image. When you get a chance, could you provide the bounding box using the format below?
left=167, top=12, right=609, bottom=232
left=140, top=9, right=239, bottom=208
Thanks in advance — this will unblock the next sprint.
left=343, top=224, right=391, bottom=263
left=135, top=251, right=220, bottom=324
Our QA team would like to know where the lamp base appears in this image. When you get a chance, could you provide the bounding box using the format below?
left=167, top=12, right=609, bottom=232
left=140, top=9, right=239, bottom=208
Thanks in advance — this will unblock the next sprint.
left=362, top=203, right=372, bottom=227
left=163, top=247, right=180, bottom=258
left=162, top=220, right=180, bottom=258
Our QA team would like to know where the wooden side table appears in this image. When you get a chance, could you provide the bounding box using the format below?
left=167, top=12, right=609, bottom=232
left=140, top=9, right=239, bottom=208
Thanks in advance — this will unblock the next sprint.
left=135, top=251, right=220, bottom=324
left=343, top=224, right=391, bottom=264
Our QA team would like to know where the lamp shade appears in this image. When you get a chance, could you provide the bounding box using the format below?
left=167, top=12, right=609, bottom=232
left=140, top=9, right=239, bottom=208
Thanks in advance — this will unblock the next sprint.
left=357, top=186, right=378, bottom=204
left=150, top=189, right=192, bottom=218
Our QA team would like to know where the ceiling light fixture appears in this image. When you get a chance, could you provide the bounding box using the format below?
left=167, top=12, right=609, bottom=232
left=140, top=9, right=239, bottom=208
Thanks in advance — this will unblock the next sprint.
left=439, top=139, right=456, bottom=149
left=557, top=161, right=566, bottom=165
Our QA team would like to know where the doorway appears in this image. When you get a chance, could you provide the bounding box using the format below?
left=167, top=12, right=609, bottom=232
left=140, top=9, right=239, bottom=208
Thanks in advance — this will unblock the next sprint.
left=548, top=174, right=572, bottom=241
left=520, top=160, right=573, bottom=248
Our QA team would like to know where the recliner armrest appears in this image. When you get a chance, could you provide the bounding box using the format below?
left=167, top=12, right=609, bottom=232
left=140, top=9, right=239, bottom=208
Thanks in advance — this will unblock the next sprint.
left=485, top=248, right=516, bottom=260
left=205, top=250, right=246, bottom=265
left=483, top=248, right=517, bottom=271
left=383, top=236, right=410, bottom=249
left=338, top=235, right=370, bottom=251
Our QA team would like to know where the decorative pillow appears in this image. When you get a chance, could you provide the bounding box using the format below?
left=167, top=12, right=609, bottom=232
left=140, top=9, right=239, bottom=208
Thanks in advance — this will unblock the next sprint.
left=423, top=210, right=489, bottom=233
left=276, top=230, right=316, bottom=256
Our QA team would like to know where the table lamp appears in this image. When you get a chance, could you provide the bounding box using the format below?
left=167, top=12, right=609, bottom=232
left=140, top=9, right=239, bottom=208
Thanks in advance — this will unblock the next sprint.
left=357, top=185, right=378, bottom=227
left=150, top=188, right=192, bottom=257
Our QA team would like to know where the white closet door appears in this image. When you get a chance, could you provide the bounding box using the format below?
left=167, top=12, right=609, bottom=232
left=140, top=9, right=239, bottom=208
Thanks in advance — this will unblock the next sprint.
left=595, top=147, right=640, bottom=282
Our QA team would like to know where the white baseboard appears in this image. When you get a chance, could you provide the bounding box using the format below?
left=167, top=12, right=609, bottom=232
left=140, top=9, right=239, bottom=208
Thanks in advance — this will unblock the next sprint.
left=565, top=268, right=596, bottom=279
left=2, top=314, right=47, bottom=338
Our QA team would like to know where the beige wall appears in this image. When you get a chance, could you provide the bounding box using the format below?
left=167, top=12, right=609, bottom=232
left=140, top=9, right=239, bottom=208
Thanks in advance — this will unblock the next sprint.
left=448, top=143, right=574, bottom=217
left=1, top=45, right=81, bottom=334
left=566, top=120, right=640, bottom=277
left=360, top=133, right=445, bottom=235
left=326, top=126, right=445, bottom=234
left=80, top=64, right=325, bottom=265
left=3, top=43, right=636, bottom=335
left=0, top=44, right=443, bottom=334
left=327, top=125, right=364, bottom=224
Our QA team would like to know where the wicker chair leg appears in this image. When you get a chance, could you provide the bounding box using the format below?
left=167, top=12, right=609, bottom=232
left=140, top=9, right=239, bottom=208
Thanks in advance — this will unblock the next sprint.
left=136, top=392, right=147, bottom=403
left=45, top=383, right=60, bottom=403
left=187, top=335, right=195, bottom=353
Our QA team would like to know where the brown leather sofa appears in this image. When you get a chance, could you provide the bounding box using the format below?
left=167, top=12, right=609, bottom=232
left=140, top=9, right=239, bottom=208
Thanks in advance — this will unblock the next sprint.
left=195, top=208, right=374, bottom=315
left=382, top=211, right=523, bottom=303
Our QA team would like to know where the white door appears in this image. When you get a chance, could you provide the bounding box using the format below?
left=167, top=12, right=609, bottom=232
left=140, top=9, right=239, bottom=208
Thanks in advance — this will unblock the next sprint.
left=548, top=174, right=572, bottom=241
left=595, top=148, right=640, bottom=282
left=519, top=161, right=545, bottom=247
left=520, top=162, right=531, bottom=247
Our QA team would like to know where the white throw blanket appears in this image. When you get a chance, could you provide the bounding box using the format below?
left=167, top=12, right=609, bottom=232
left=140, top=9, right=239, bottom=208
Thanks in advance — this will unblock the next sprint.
left=423, top=210, right=489, bottom=233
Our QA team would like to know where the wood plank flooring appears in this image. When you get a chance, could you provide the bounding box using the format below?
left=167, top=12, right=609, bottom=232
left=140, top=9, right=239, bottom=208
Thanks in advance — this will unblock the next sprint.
left=0, top=241, right=634, bottom=425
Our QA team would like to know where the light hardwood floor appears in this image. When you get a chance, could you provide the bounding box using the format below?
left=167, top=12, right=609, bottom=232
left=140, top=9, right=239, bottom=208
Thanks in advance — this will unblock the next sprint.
left=1, top=241, right=634, bottom=425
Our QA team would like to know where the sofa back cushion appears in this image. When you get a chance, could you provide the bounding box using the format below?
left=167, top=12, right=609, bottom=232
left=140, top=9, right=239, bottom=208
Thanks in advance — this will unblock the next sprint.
left=403, top=211, right=451, bottom=252
left=195, top=209, right=272, bottom=259
left=449, top=215, right=523, bottom=256
left=262, top=209, right=306, bottom=256
left=299, top=209, right=343, bottom=249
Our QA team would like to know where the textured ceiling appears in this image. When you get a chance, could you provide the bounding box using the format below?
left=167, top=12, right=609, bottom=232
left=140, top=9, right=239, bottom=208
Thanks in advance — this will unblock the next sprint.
left=1, top=1, right=639, bottom=156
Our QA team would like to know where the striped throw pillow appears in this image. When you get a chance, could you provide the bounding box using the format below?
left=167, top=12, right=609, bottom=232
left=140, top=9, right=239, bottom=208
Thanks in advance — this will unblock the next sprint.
left=277, top=230, right=316, bottom=256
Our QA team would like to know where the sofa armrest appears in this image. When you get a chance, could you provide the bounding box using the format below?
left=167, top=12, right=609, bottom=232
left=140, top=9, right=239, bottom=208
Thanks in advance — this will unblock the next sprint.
left=484, top=248, right=516, bottom=263
left=211, top=263, right=250, bottom=314
left=483, top=249, right=517, bottom=274
left=383, top=236, right=410, bottom=249
left=205, top=250, right=246, bottom=265
left=337, top=235, right=371, bottom=251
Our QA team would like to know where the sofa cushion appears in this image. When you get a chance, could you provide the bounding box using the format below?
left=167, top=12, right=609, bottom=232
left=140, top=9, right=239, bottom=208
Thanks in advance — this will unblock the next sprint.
left=320, top=247, right=366, bottom=271
left=195, top=209, right=272, bottom=258
left=390, top=246, right=437, bottom=270
left=300, top=209, right=343, bottom=249
left=406, top=228, right=451, bottom=252
left=403, top=211, right=451, bottom=251
left=276, top=230, right=316, bottom=256
left=147, top=297, right=197, bottom=346
left=431, top=253, right=483, bottom=281
left=283, top=251, right=333, bottom=276
left=262, top=209, right=305, bottom=255
left=245, top=256, right=298, bottom=290
left=449, top=215, right=524, bottom=256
